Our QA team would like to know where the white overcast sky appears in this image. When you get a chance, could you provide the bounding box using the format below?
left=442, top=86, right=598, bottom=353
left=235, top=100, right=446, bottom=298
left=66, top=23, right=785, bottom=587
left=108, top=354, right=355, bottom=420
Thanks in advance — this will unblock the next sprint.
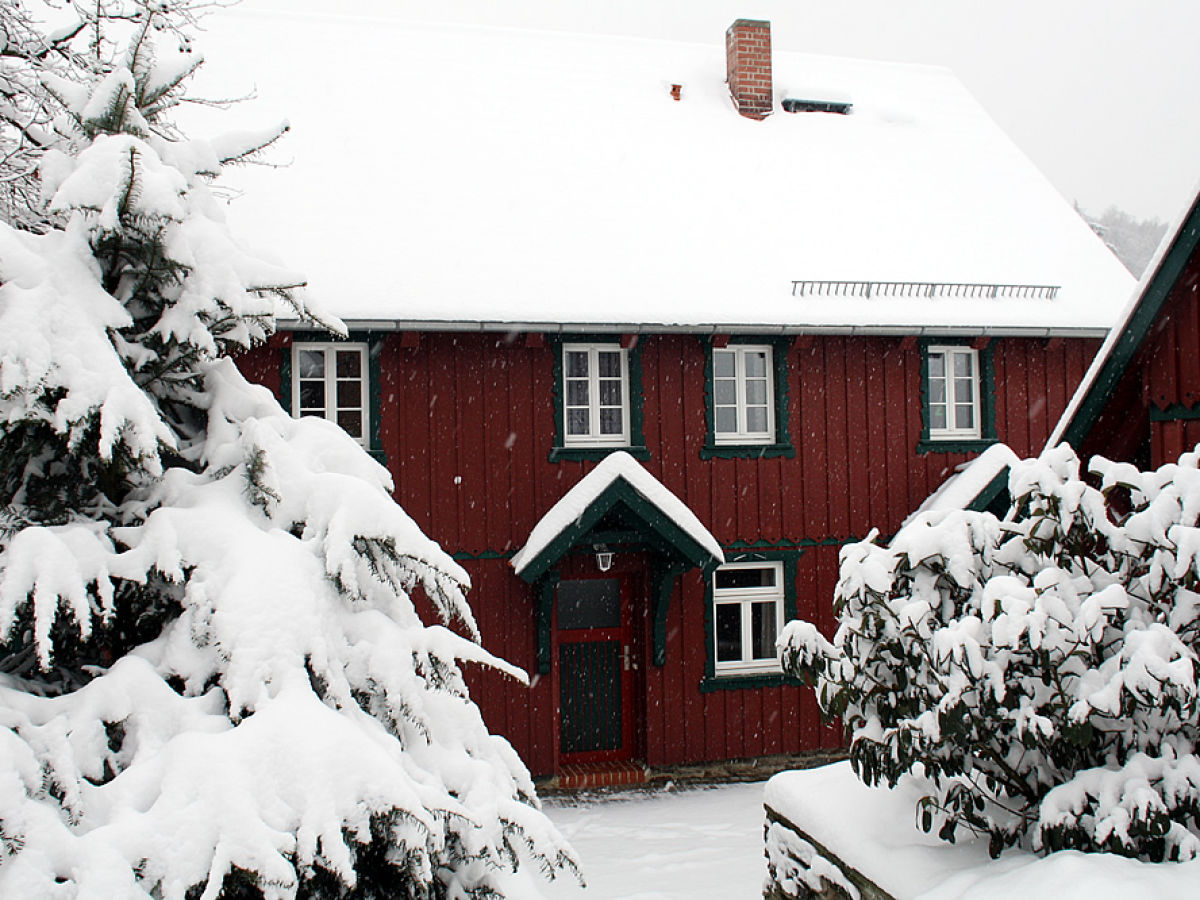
left=224, top=0, right=1199, bottom=224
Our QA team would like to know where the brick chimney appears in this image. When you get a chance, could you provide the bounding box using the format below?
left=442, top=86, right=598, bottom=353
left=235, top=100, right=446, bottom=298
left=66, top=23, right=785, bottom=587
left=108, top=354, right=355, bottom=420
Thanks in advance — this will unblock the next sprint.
left=725, top=19, right=772, bottom=120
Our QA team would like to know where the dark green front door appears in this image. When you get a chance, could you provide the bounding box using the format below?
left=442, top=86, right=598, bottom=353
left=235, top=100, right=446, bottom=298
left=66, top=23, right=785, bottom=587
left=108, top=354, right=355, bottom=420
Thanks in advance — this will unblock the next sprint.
left=557, top=576, right=633, bottom=761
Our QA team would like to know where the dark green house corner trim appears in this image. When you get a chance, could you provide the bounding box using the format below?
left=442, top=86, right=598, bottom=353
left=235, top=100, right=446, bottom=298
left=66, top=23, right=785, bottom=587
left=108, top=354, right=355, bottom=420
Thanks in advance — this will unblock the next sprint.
left=548, top=334, right=649, bottom=463
left=699, top=336, right=795, bottom=460
left=1149, top=402, right=1200, bottom=422
left=367, top=333, right=386, bottom=466
left=967, top=467, right=1011, bottom=516
left=1061, top=194, right=1200, bottom=449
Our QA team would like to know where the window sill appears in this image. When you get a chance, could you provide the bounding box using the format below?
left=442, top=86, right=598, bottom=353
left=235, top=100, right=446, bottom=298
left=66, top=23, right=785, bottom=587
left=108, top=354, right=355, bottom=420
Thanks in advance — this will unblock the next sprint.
left=549, top=445, right=651, bottom=463
left=701, top=442, right=795, bottom=460
left=916, top=438, right=996, bottom=455
left=700, top=672, right=803, bottom=692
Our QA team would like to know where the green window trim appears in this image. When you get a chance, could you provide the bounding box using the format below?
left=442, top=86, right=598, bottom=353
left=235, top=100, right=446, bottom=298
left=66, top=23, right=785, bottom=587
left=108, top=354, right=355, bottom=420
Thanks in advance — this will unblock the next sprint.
left=702, top=548, right=801, bottom=688
left=699, top=672, right=804, bottom=692
left=917, top=338, right=996, bottom=456
left=285, top=331, right=387, bottom=465
left=549, top=446, right=652, bottom=462
left=700, top=336, right=796, bottom=460
left=548, top=334, right=649, bottom=462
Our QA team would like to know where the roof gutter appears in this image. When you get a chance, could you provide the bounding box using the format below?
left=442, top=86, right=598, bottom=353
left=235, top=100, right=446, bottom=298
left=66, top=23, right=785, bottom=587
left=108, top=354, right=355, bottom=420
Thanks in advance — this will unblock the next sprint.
left=277, top=319, right=1111, bottom=340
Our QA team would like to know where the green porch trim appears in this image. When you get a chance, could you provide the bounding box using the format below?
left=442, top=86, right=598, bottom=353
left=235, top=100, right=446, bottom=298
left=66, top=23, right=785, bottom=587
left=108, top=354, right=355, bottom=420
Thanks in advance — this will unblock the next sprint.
left=535, top=573, right=557, bottom=675
left=1060, top=196, right=1200, bottom=449
left=699, top=336, right=796, bottom=460
left=702, top=548, right=802, bottom=689
left=917, top=338, right=996, bottom=455
left=1149, top=402, right=1200, bottom=422
left=651, top=562, right=687, bottom=667
left=513, top=477, right=723, bottom=584
left=548, top=334, right=649, bottom=463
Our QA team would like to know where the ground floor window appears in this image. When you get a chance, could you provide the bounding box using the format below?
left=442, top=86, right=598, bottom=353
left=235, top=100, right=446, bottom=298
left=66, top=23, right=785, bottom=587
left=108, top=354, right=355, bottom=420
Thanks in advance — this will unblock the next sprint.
left=712, top=560, right=784, bottom=675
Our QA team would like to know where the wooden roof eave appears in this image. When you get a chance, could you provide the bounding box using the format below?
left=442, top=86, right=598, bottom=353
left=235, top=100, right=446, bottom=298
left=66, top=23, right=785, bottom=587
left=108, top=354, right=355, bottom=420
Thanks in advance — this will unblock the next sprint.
left=1053, top=192, right=1200, bottom=452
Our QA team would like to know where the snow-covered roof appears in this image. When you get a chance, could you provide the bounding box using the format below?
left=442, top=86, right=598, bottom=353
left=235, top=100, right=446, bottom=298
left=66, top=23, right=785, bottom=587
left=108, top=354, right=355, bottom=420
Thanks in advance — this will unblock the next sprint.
left=199, top=10, right=1133, bottom=335
left=511, top=451, right=723, bottom=580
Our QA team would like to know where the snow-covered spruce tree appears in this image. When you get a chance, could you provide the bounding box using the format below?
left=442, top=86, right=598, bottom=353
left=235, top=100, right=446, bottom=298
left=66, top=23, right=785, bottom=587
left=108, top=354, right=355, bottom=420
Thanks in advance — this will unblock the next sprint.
left=780, top=445, right=1200, bottom=862
left=0, top=11, right=577, bottom=899
left=0, top=0, right=216, bottom=232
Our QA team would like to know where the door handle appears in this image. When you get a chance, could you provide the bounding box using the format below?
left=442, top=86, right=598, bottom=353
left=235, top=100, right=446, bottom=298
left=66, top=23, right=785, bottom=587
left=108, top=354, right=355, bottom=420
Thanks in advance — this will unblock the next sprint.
left=622, top=645, right=638, bottom=672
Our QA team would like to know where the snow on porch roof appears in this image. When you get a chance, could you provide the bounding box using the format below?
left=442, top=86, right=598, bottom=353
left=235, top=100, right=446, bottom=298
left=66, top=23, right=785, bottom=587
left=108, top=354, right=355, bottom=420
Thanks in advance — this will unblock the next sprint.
left=511, top=451, right=724, bottom=583
left=197, top=11, right=1134, bottom=336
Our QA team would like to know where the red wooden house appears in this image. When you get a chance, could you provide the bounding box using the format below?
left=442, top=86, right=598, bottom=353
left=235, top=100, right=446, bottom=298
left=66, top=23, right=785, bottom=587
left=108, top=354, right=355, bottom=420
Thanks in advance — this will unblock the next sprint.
left=225, top=15, right=1133, bottom=779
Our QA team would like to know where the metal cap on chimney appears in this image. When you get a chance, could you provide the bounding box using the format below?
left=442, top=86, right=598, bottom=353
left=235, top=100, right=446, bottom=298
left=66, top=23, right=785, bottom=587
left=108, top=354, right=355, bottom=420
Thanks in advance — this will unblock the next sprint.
left=726, top=19, right=772, bottom=120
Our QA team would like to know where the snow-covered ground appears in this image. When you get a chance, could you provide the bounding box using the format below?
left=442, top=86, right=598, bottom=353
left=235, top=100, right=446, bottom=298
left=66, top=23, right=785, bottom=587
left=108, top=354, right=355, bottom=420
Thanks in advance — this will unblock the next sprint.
left=506, top=767, right=1200, bottom=899
left=767, top=762, right=1200, bottom=900
left=538, top=782, right=769, bottom=899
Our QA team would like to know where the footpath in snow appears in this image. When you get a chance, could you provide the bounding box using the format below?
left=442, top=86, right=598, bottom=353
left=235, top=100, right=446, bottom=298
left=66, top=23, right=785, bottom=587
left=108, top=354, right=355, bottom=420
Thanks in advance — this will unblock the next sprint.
left=538, top=781, right=768, bottom=899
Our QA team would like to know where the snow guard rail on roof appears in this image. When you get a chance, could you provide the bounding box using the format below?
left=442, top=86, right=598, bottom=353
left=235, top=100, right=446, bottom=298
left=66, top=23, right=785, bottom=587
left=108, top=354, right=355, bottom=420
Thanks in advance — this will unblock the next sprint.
left=791, top=280, right=1061, bottom=300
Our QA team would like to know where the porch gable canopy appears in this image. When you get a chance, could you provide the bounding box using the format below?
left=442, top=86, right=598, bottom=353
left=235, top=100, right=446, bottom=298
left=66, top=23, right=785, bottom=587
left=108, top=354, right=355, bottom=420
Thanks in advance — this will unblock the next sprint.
left=511, top=451, right=724, bottom=583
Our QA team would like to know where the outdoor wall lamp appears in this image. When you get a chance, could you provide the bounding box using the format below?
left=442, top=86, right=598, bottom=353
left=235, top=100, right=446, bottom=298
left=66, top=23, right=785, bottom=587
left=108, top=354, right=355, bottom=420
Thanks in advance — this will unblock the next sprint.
left=594, top=544, right=614, bottom=572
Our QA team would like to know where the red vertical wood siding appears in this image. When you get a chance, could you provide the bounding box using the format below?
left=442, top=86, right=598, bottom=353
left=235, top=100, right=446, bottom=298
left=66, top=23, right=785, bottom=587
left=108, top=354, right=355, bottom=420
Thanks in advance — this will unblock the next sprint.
left=239, top=331, right=1098, bottom=775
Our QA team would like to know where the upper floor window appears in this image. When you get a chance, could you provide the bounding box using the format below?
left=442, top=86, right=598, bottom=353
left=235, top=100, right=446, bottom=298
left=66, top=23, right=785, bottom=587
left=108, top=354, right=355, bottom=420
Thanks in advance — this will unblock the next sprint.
left=926, top=345, right=981, bottom=440
left=712, top=561, right=784, bottom=676
left=713, top=345, right=775, bottom=444
left=293, top=343, right=368, bottom=444
left=562, top=343, right=630, bottom=447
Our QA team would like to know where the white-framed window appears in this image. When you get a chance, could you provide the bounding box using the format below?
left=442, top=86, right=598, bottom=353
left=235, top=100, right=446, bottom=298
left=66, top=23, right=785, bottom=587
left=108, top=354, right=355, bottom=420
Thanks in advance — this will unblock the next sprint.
left=293, top=343, right=369, bottom=445
left=712, top=560, right=785, bottom=675
left=927, top=345, right=981, bottom=440
left=713, top=345, right=775, bottom=444
left=562, top=343, right=630, bottom=446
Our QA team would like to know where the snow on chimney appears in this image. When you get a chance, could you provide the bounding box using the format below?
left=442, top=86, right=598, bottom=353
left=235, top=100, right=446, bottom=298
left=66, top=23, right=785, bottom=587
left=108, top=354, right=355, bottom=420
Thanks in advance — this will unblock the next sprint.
left=725, top=19, right=772, bottom=120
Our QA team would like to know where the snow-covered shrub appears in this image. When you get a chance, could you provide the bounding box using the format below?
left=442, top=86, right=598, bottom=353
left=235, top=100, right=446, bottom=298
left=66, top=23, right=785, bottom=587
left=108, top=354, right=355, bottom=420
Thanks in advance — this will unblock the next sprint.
left=780, top=444, right=1200, bottom=862
left=0, top=6, right=577, bottom=897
